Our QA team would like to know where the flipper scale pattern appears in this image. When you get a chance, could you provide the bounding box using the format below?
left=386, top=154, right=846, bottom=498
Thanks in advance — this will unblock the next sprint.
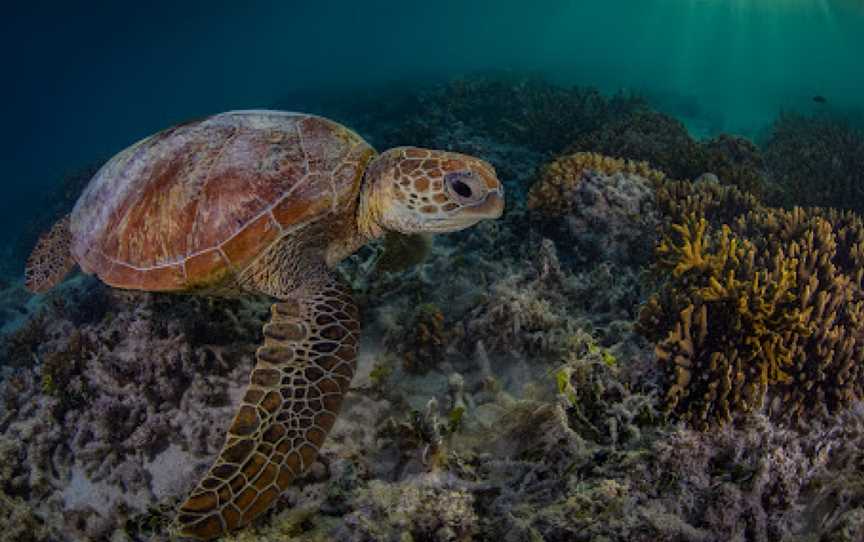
left=174, top=275, right=358, bottom=539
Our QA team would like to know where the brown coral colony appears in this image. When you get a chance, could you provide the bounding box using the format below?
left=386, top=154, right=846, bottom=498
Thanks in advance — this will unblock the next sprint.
left=640, top=178, right=864, bottom=429
left=529, top=144, right=864, bottom=430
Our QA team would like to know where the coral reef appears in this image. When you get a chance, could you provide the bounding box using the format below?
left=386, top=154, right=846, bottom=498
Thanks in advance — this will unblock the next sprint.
left=640, top=180, right=864, bottom=429
left=561, top=115, right=770, bottom=197
left=527, top=151, right=665, bottom=216
left=3, top=75, right=864, bottom=542
left=702, top=133, right=768, bottom=197
left=527, top=153, right=663, bottom=267
left=335, top=74, right=646, bottom=155
left=764, top=112, right=864, bottom=211
left=564, top=109, right=708, bottom=181
left=0, top=276, right=268, bottom=539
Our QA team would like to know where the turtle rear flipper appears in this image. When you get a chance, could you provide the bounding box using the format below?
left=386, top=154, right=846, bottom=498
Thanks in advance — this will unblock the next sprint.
left=25, top=215, right=76, bottom=293
left=174, top=274, right=358, bottom=540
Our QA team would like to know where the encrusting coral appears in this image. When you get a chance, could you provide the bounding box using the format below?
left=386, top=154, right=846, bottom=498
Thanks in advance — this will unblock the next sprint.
left=526, top=152, right=663, bottom=269
left=527, top=151, right=665, bottom=216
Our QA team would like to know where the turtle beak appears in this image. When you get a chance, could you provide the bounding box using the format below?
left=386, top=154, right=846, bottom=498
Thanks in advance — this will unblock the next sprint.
left=464, top=188, right=505, bottom=219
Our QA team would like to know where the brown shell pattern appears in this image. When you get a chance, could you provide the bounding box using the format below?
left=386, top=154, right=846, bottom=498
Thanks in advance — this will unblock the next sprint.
left=69, top=111, right=375, bottom=291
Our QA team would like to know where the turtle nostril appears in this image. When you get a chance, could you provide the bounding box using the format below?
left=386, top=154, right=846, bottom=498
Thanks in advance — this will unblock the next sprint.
left=451, top=179, right=472, bottom=199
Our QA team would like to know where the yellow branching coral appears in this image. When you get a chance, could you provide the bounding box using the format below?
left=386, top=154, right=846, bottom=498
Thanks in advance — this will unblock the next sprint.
left=527, top=152, right=665, bottom=216
left=656, top=178, right=761, bottom=228
left=656, top=217, right=745, bottom=278
left=640, top=180, right=864, bottom=428
left=642, top=214, right=809, bottom=429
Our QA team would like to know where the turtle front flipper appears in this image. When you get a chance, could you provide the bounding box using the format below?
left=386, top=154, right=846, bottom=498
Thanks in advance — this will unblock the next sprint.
left=174, top=275, right=358, bottom=540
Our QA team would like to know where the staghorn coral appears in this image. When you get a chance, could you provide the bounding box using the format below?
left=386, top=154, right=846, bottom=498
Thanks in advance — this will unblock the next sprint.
left=654, top=177, right=762, bottom=229
left=747, top=208, right=864, bottom=420
left=640, top=179, right=864, bottom=428
left=638, top=221, right=760, bottom=427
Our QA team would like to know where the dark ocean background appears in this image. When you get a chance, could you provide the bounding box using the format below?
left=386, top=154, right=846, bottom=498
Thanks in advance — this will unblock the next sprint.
left=3, top=0, right=864, bottom=280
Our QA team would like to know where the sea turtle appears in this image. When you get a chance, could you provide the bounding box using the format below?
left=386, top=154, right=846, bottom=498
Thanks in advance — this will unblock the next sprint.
left=24, top=110, right=504, bottom=539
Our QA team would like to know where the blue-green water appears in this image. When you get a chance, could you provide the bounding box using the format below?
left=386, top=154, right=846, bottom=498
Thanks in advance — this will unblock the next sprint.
left=2, top=0, right=863, bottom=275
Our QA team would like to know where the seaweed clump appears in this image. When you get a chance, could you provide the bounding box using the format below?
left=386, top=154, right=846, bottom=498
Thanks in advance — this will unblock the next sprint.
left=40, top=329, right=94, bottom=418
left=639, top=180, right=864, bottom=429
left=386, top=303, right=450, bottom=374
left=1, top=312, right=48, bottom=367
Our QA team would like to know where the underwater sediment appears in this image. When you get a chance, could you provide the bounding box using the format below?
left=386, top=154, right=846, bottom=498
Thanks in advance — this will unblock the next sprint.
left=3, top=76, right=864, bottom=542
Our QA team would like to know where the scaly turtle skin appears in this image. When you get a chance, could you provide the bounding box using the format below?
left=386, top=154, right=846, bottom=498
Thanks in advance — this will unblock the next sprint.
left=24, top=110, right=504, bottom=540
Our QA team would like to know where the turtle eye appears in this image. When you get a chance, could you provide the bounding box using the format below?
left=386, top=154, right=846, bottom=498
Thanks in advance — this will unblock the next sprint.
left=451, top=178, right=472, bottom=198
left=445, top=171, right=484, bottom=204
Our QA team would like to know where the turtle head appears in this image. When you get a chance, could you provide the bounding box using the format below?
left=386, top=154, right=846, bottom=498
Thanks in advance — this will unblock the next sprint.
left=359, top=147, right=504, bottom=237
